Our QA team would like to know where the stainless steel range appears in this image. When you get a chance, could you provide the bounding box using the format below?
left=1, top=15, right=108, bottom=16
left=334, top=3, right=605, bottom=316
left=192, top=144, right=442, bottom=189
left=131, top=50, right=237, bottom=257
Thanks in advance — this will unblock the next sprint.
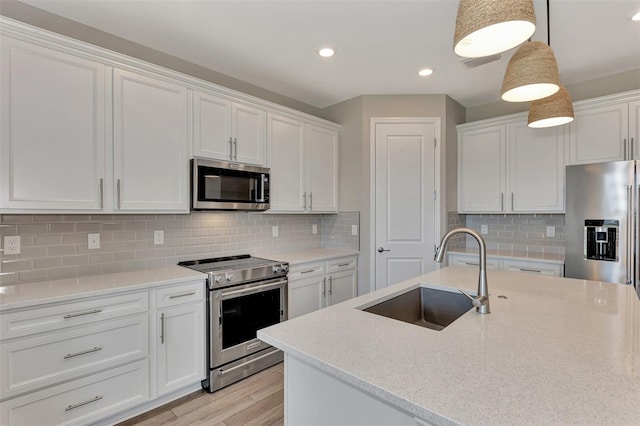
left=178, top=255, right=288, bottom=392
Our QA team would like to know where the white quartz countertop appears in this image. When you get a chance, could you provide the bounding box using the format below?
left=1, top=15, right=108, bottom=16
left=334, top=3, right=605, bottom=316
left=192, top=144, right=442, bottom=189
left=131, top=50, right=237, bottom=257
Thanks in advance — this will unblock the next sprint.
left=448, top=248, right=565, bottom=264
left=0, top=266, right=206, bottom=311
left=259, top=267, right=640, bottom=425
left=272, top=248, right=359, bottom=265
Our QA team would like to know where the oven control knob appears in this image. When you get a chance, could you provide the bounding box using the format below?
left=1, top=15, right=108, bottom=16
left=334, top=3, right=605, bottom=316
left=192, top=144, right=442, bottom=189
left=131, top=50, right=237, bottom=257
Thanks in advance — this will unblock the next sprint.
left=272, top=265, right=281, bottom=273
left=282, top=264, right=289, bottom=273
left=214, top=275, right=223, bottom=283
left=226, top=274, right=234, bottom=282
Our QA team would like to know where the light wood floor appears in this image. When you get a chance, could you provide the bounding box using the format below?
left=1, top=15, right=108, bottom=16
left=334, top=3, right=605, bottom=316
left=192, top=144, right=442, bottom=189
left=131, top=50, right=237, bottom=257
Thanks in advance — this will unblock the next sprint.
left=118, top=363, right=284, bottom=426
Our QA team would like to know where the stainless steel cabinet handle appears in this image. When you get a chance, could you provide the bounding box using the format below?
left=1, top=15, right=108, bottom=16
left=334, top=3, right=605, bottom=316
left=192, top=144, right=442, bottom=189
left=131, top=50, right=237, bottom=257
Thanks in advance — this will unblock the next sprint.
left=233, top=137, right=238, bottom=161
left=99, top=178, right=104, bottom=209
left=377, top=247, right=390, bottom=253
left=169, top=291, right=196, bottom=299
left=116, top=179, right=121, bottom=209
left=624, top=138, right=628, bottom=160
left=322, top=277, right=326, bottom=297
left=338, top=263, right=350, bottom=267
left=300, top=269, right=316, bottom=274
left=511, top=192, right=514, bottom=210
left=64, top=347, right=102, bottom=359
left=518, top=268, right=542, bottom=273
left=328, top=276, right=333, bottom=295
left=303, top=192, right=307, bottom=210
left=464, top=262, right=480, bottom=266
left=500, top=193, right=504, bottom=211
left=309, top=192, right=313, bottom=211
left=63, top=309, right=102, bottom=319
left=65, top=396, right=103, bottom=412
left=229, top=137, right=233, bottom=160
left=160, top=313, right=165, bottom=344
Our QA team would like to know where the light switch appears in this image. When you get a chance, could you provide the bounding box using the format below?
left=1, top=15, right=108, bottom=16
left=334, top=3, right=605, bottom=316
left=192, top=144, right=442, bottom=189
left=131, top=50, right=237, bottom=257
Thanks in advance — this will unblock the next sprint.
left=351, top=225, right=358, bottom=236
left=480, top=225, right=488, bottom=235
left=312, top=224, right=318, bottom=234
left=272, top=226, right=279, bottom=238
left=546, top=226, right=556, bottom=237
left=154, top=230, right=165, bottom=245
left=88, top=233, right=100, bottom=250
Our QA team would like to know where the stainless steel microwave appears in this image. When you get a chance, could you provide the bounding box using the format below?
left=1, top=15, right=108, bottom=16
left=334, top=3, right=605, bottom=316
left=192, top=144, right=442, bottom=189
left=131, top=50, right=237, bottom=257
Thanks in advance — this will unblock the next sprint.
left=191, top=158, right=270, bottom=211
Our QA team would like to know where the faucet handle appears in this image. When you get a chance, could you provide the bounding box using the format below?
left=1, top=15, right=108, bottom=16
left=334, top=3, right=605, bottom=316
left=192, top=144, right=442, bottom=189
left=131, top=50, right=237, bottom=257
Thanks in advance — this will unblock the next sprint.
left=459, top=289, right=487, bottom=309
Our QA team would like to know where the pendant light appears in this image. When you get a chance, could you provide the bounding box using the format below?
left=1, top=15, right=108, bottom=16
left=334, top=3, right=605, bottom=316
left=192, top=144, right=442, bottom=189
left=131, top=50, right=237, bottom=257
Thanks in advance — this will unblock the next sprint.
left=528, top=85, right=574, bottom=128
left=453, top=0, right=536, bottom=58
left=527, top=0, right=574, bottom=128
left=501, top=0, right=563, bottom=102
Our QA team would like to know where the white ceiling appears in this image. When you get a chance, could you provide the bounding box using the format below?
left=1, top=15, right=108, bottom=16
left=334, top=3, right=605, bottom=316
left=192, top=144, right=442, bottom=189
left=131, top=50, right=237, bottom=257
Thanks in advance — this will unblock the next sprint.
left=18, top=0, right=640, bottom=109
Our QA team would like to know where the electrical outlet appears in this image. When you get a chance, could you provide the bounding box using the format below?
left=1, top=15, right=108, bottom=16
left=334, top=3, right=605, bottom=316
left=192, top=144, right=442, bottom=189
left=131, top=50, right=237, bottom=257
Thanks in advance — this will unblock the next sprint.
left=88, top=233, right=100, bottom=250
left=3, top=236, right=20, bottom=255
left=312, top=224, right=318, bottom=234
left=546, top=226, right=556, bottom=238
left=272, top=226, right=279, bottom=238
left=351, top=225, right=358, bottom=236
left=154, top=230, right=165, bottom=245
left=480, top=225, right=489, bottom=235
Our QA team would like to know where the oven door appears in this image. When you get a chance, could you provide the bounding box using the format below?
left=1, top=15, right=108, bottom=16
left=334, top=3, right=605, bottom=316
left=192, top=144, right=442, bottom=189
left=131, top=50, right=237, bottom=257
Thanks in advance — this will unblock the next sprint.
left=210, top=277, right=287, bottom=368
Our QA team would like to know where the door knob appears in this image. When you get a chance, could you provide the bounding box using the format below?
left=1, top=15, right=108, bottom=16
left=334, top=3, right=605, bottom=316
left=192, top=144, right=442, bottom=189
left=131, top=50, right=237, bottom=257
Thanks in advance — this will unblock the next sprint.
left=377, top=247, right=390, bottom=253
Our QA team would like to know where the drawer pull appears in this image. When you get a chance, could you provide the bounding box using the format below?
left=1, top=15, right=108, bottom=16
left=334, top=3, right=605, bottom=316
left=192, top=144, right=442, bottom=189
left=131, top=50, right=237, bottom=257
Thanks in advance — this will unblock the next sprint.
left=519, top=268, right=542, bottom=273
left=64, top=346, right=102, bottom=359
left=337, top=263, right=350, bottom=267
left=301, top=269, right=316, bottom=274
left=63, top=309, right=102, bottom=319
left=65, top=395, right=103, bottom=412
left=464, top=262, right=479, bottom=266
left=169, top=291, right=196, bottom=299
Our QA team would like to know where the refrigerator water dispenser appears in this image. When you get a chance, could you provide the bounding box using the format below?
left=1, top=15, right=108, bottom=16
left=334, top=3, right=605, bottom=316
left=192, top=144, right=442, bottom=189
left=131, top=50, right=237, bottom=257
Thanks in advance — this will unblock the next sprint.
left=584, top=220, right=619, bottom=261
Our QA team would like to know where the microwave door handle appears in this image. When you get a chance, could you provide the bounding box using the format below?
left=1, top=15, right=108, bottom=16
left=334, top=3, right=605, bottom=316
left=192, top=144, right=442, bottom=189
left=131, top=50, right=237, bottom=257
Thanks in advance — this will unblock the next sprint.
left=258, top=174, right=266, bottom=202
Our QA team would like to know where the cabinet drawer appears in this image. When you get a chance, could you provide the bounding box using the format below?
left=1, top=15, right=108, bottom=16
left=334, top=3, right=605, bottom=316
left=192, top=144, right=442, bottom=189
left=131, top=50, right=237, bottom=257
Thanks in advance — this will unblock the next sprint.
left=0, top=292, right=148, bottom=340
left=0, top=360, right=149, bottom=426
left=288, top=262, right=325, bottom=280
left=156, top=280, right=204, bottom=309
left=502, top=260, right=563, bottom=277
left=327, top=256, right=357, bottom=273
left=1, top=315, right=148, bottom=400
left=448, top=255, right=500, bottom=270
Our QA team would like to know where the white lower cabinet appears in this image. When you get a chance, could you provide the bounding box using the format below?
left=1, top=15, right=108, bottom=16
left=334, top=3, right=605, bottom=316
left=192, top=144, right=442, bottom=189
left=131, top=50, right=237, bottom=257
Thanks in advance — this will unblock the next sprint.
left=448, top=253, right=564, bottom=277
left=155, top=282, right=205, bottom=396
left=0, top=277, right=206, bottom=425
left=288, top=256, right=358, bottom=319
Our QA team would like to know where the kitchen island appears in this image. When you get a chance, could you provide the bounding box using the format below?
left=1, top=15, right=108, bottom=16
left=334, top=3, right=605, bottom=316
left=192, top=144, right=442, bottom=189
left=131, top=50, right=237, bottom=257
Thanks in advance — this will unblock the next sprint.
left=258, top=267, right=640, bottom=425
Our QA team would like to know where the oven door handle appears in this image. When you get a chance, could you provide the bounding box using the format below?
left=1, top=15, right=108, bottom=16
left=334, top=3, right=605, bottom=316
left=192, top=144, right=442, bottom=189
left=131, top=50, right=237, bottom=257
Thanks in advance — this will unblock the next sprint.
left=220, top=279, right=287, bottom=299
left=218, top=347, right=281, bottom=377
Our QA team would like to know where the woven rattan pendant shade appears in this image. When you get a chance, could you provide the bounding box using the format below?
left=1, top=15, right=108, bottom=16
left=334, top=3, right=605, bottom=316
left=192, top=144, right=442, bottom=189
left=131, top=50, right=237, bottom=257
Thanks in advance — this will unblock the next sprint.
left=528, top=85, right=574, bottom=128
left=501, top=41, right=560, bottom=102
left=454, top=0, right=536, bottom=58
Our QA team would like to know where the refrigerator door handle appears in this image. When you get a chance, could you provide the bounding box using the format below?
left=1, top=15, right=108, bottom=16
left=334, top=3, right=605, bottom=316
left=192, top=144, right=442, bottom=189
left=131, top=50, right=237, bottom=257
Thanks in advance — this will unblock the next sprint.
left=627, top=185, right=633, bottom=285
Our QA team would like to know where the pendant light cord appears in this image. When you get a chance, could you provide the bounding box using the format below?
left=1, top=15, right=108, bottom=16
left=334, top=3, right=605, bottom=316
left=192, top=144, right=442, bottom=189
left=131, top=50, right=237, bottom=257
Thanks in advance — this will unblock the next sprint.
left=547, top=0, right=551, bottom=46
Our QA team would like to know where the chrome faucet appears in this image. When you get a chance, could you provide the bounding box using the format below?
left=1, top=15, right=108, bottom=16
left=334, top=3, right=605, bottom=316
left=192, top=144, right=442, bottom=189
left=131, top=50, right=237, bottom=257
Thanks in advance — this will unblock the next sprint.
left=434, top=227, right=490, bottom=314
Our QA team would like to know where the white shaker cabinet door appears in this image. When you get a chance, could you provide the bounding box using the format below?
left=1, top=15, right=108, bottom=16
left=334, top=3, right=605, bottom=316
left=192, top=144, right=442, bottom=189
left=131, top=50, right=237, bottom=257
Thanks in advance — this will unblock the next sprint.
left=458, top=125, right=506, bottom=213
left=267, top=113, right=306, bottom=212
left=327, top=269, right=357, bottom=307
left=307, top=125, right=339, bottom=213
left=113, top=69, right=189, bottom=212
left=568, top=102, right=629, bottom=164
left=0, top=37, right=106, bottom=211
left=288, top=275, right=326, bottom=319
left=507, top=122, right=565, bottom=212
left=193, top=91, right=232, bottom=161
left=232, top=102, right=266, bottom=165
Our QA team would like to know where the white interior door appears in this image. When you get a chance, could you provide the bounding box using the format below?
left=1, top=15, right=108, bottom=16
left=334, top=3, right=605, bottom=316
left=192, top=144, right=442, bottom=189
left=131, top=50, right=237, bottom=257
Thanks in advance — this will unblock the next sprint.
left=374, top=121, right=437, bottom=290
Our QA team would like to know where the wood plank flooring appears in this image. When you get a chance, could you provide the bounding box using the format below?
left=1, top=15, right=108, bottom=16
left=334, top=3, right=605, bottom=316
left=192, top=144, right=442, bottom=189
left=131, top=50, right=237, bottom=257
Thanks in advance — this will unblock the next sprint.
left=118, top=363, right=284, bottom=426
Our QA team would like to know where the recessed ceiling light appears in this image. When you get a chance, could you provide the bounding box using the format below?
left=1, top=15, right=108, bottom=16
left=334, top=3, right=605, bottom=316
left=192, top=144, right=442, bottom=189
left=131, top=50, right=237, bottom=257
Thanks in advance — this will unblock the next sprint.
left=633, top=11, right=640, bottom=21
left=418, top=68, right=434, bottom=77
left=318, top=47, right=335, bottom=58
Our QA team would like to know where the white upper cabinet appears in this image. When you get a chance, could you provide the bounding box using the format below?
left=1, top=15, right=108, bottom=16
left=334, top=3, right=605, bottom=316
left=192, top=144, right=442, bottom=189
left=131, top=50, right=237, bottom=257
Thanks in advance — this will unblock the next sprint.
left=113, top=69, right=189, bottom=212
left=0, top=37, right=106, bottom=211
left=568, top=102, right=629, bottom=164
left=507, top=123, right=564, bottom=212
left=458, top=125, right=506, bottom=213
left=630, top=101, right=640, bottom=160
left=307, top=125, right=339, bottom=213
left=458, top=119, right=565, bottom=213
left=267, top=113, right=339, bottom=213
left=193, top=91, right=266, bottom=165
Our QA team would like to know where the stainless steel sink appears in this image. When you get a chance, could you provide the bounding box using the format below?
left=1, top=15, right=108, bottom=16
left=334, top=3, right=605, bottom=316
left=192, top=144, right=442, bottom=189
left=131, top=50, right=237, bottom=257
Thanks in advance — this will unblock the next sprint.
left=363, top=287, right=474, bottom=331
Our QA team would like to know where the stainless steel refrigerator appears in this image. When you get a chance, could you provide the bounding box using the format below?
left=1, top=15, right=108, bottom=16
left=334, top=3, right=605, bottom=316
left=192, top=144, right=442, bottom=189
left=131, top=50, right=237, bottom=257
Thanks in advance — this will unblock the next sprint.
left=566, top=160, right=640, bottom=298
